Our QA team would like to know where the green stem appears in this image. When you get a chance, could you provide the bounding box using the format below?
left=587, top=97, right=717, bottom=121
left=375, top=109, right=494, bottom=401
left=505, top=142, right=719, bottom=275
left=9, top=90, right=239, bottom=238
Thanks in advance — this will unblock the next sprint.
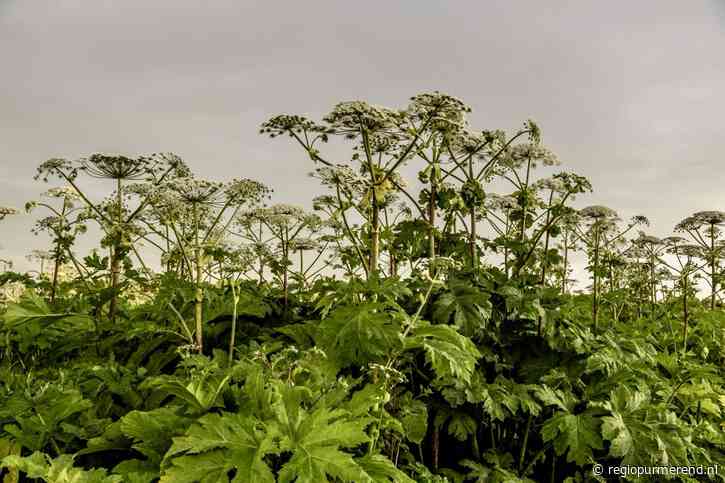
left=108, top=177, right=123, bottom=323
left=518, top=413, right=533, bottom=472
left=193, top=203, right=204, bottom=353
left=228, top=282, right=239, bottom=365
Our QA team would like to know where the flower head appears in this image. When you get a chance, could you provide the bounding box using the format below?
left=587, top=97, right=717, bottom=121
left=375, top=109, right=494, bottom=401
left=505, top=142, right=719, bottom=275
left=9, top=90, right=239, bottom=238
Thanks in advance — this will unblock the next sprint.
left=242, top=204, right=307, bottom=228
left=534, top=176, right=566, bottom=193
left=323, top=101, right=399, bottom=135
left=675, top=216, right=697, bottom=232
left=667, top=243, right=702, bottom=258
left=139, top=152, right=192, bottom=180
left=677, top=211, right=725, bottom=232
left=448, top=130, right=501, bottom=159
left=407, top=92, right=471, bottom=132
left=662, top=236, right=686, bottom=246
left=35, top=158, right=75, bottom=182
left=163, top=177, right=225, bottom=205
left=579, top=205, right=618, bottom=220
left=312, top=165, right=366, bottom=188
left=693, top=211, right=725, bottom=225
left=500, top=143, right=560, bottom=171
left=260, top=115, right=329, bottom=139
left=630, top=215, right=650, bottom=227
left=81, top=153, right=153, bottom=180
left=630, top=233, right=664, bottom=257
left=0, top=206, right=18, bottom=220
left=289, top=237, right=321, bottom=251
left=225, top=178, right=271, bottom=204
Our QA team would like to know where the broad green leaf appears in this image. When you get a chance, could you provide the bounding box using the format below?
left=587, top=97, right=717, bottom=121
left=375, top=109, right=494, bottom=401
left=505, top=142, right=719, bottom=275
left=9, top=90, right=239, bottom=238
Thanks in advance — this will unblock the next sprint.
left=3, top=291, right=94, bottom=329
left=142, top=371, right=230, bottom=414
left=355, top=454, right=415, bottom=483
left=533, top=385, right=574, bottom=412
left=398, top=394, right=428, bottom=445
left=405, top=323, right=480, bottom=384
left=0, top=437, right=20, bottom=483
left=460, top=453, right=537, bottom=483
left=274, top=384, right=372, bottom=483
left=1, top=452, right=47, bottom=479
left=162, top=412, right=276, bottom=483
left=433, top=279, right=491, bottom=336
left=160, top=451, right=232, bottom=483
left=446, top=412, right=477, bottom=442
left=1, top=452, right=122, bottom=483
left=119, top=408, right=191, bottom=463
left=541, top=412, right=602, bottom=465
left=317, top=302, right=402, bottom=368
left=111, top=458, right=158, bottom=483
left=601, top=412, right=632, bottom=457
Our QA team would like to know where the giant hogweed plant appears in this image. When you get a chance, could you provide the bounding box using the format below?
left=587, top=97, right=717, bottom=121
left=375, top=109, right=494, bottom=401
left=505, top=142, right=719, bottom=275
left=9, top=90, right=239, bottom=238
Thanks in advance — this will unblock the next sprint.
left=236, top=204, right=325, bottom=308
left=307, top=166, right=414, bottom=279
left=574, top=206, right=649, bottom=333
left=658, top=237, right=709, bottom=351
left=1, top=92, right=724, bottom=482
left=25, top=187, right=89, bottom=302
left=625, top=233, right=669, bottom=314
left=136, top=176, right=270, bottom=353
left=675, top=211, right=725, bottom=310
left=34, top=153, right=189, bottom=322
left=261, top=94, right=487, bottom=277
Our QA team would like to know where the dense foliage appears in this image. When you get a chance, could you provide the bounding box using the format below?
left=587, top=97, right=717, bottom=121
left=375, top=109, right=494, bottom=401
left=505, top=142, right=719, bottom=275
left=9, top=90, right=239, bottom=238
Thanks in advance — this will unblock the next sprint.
left=1, top=93, right=723, bottom=482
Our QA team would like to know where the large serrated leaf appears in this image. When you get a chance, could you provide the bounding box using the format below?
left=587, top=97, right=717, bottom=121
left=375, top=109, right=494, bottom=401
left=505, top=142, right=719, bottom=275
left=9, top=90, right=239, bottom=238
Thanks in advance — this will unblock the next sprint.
left=541, top=412, right=603, bottom=465
left=162, top=412, right=276, bottom=483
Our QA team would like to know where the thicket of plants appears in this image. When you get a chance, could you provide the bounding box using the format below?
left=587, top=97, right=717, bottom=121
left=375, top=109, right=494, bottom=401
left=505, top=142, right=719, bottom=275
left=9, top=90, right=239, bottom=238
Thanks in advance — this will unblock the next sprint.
left=0, top=93, right=723, bottom=482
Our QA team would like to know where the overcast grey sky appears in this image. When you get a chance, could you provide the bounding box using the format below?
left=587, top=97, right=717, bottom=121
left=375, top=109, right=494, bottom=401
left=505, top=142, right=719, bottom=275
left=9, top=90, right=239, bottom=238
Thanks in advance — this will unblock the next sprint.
left=1, top=0, right=724, bottom=271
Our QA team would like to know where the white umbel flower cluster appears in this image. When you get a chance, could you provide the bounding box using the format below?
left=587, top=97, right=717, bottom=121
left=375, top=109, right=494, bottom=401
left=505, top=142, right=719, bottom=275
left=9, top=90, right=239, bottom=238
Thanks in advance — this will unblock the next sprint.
left=579, top=205, right=618, bottom=220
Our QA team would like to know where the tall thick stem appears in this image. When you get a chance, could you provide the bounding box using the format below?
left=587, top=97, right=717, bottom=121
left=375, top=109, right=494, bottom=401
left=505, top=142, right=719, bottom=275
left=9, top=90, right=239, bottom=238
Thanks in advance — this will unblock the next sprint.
left=470, top=209, right=477, bottom=268
left=228, top=282, right=239, bottom=365
left=504, top=214, right=510, bottom=278
left=362, top=130, right=380, bottom=277
left=257, top=222, right=265, bottom=283
left=431, top=424, right=439, bottom=471
left=283, top=226, right=289, bottom=308
left=50, top=201, right=67, bottom=303
left=540, top=191, right=554, bottom=285
left=710, top=225, right=716, bottom=310
left=370, top=196, right=380, bottom=276
left=650, top=254, right=657, bottom=311
left=109, top=178, right=123, bottom=323
left=561, top=235, right=569, bottom=294
left=428, top=180, right=436, bottom=274
left=467, top=158, right=478, bottom=267
left=519, top=157, right=533, bottom=243
left=609, top=261, right=619, bottom=322
left=50, top=257, right=60, bottom=303
left=682, top=273, right=689, bottom=352
left=299, top=249, right=305, bottom=289
left=193, top=204, right=204, bottom=353
left=592, top=228, right=600, bottom=333
left=518, top=413, right=533, bottom=472
left=537, top=201, right=553, bottom=337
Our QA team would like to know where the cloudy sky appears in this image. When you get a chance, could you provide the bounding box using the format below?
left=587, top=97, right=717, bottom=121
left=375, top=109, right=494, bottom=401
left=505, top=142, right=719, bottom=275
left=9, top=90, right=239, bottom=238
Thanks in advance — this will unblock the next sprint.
left=1, top=0, right=724, bottom=272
